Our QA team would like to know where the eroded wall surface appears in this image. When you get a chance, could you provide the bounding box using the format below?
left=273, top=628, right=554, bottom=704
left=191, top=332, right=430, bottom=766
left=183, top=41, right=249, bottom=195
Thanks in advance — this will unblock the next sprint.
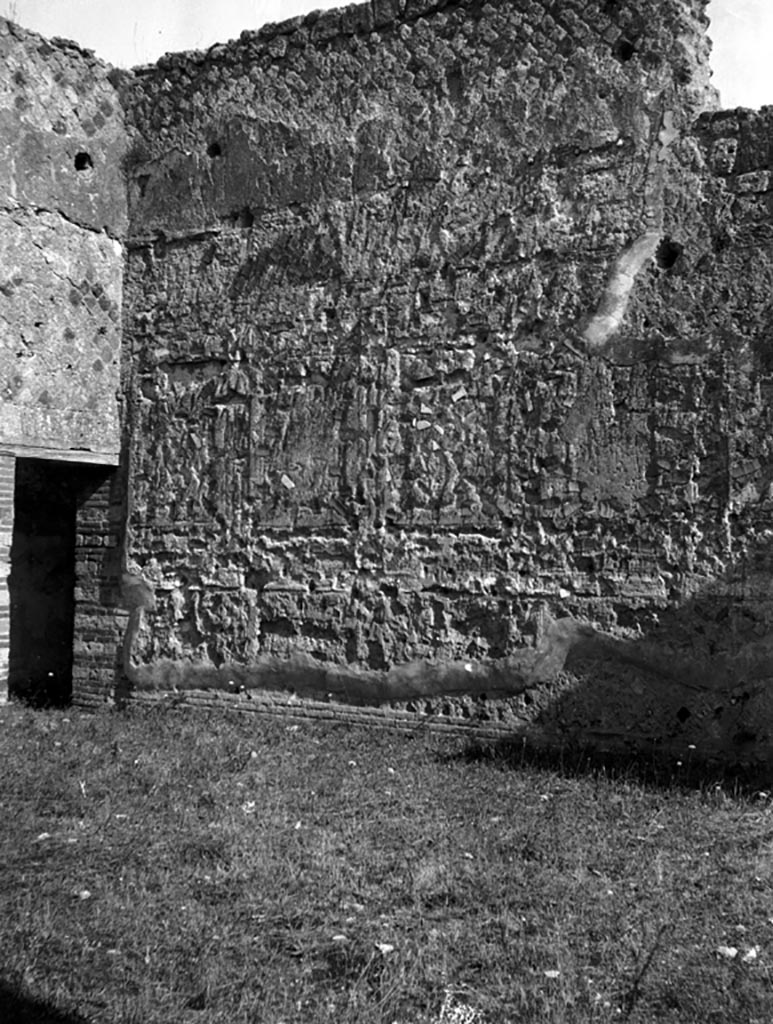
left=118, top=0, right=773, bottom=760
left=0, top=19, right=127, bottom=461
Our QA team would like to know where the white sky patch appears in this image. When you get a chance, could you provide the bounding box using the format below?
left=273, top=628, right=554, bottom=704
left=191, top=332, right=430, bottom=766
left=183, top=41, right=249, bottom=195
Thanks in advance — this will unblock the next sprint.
left=1, top=0, right=770, bottom=108
left=708, top=0, right=772, bottom=108
left=0, top=0, right=343, bottom=65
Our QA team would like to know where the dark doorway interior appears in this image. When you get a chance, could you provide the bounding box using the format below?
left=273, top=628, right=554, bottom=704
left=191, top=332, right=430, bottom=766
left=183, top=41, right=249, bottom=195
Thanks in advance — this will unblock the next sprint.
left=8, top=459, right=96, bottom=706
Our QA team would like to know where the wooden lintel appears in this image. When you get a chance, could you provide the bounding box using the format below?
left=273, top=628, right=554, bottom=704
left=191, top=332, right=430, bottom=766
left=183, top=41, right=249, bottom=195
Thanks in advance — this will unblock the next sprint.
left=0, top=444, right=120, bottom=466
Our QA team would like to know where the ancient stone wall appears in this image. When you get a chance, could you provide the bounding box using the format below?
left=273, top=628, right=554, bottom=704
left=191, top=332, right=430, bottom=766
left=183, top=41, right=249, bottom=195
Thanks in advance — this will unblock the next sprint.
left=7, top=0, right=767, bottom=761
left=112, top=0, right=770, bottom=758
left=0, top=18, right=127, bottom=462
left=0, top=20, right=128, bottom=705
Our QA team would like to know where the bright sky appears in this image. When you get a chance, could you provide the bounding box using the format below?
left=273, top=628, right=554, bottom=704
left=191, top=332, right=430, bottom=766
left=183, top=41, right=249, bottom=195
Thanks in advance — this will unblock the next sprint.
left=1, top=0, right=770, bottom=108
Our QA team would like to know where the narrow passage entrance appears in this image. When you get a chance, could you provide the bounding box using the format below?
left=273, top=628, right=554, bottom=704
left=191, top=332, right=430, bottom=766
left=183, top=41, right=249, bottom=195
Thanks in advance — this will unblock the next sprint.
left=8, top=459, right=102, bottom=706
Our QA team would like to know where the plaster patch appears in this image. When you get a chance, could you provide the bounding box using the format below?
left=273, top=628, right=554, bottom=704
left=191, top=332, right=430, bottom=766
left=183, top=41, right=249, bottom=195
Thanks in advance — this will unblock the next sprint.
left=581, top=230, right=661, bottom=350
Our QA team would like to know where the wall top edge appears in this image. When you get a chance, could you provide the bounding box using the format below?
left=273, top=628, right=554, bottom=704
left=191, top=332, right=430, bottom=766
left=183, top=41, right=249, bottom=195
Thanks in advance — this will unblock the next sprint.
left=0, top=16, right=114, bottom=72
left=127, top=0, right=713, bottom=78
left=129, top=0, right=438, bottom=74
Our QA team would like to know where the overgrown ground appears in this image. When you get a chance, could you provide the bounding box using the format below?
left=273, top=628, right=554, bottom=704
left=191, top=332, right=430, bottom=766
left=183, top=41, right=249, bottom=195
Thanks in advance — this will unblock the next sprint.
left=1, top=704, right=773, bottom=1024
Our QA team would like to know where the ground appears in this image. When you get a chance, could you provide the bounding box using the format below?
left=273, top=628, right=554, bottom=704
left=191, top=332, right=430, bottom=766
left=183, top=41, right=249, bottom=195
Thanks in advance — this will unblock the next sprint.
left=1, top=702, right=772, bottom=1023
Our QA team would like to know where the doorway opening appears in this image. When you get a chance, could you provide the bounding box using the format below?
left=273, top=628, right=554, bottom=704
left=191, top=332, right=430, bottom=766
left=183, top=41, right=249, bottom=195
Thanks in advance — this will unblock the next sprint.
left=8, top=458, right=109, bottom=706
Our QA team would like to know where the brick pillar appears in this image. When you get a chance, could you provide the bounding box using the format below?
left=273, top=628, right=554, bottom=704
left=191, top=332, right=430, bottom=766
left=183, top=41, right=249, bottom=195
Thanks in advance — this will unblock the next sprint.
left=72, top=468, right=126, bottom=707
left=0, top=453, right=15, bottom=703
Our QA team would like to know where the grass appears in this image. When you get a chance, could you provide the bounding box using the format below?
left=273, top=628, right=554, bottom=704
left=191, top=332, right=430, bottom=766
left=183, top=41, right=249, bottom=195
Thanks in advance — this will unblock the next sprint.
left=1, top=704, right=773, bottom=1023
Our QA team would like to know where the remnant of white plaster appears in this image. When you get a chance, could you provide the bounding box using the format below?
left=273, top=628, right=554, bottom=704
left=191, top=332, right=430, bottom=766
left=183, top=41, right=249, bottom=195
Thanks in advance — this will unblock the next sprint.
left=581, top=230, right=661, bottom=350
left=582, top=107, right=680, bottom=352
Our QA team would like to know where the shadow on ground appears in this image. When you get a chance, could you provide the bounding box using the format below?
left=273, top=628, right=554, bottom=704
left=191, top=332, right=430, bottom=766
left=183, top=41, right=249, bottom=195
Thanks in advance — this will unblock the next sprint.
left=446, top=734, right=773, bottom=797
left=0, top=980, right=90, bottom=1024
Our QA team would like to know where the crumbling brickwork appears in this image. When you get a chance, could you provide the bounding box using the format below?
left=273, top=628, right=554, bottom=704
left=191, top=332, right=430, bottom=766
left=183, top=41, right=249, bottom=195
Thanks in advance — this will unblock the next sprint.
left=121, top=0, right=715, bottom=662
left=114, top=0, right=744, bottom=742
left=4, top=0, right=773, bottom=761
